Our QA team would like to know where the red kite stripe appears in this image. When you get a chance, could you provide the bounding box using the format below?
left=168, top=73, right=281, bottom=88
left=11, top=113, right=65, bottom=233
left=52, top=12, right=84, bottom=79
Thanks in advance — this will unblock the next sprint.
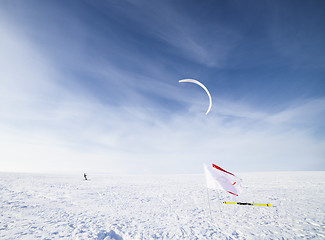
left=227, top=191, right=238, bottom=196
left=212, top=164, right=235, bottom=176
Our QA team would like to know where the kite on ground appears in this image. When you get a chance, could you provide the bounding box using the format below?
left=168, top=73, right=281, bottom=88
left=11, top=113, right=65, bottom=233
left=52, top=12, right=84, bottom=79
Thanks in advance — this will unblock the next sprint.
left=204, top=164, right=273, bottom=207
left=204, top=163, right=241, bottom=196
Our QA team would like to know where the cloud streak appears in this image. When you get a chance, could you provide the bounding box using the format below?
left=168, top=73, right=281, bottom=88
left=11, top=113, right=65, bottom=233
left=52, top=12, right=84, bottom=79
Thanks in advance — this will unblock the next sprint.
left=0, top=1, right=324, bottom=174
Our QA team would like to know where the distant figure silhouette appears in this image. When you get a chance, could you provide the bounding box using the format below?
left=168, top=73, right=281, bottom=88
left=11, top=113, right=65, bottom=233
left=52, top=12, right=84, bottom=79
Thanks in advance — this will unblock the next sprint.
left=84, top=173, right=87, bottom=180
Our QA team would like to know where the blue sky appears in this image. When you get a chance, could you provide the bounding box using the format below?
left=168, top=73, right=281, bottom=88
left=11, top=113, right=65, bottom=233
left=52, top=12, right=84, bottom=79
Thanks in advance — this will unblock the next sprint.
left=0, top=0, right=324, bottom=174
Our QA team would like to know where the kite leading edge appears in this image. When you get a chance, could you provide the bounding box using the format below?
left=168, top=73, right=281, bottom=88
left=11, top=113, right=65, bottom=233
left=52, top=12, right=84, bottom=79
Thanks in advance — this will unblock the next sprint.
left=179, top=79, right=212, bottom=115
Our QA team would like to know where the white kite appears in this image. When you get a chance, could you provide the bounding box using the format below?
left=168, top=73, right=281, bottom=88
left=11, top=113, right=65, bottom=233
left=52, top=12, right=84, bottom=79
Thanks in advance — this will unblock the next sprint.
left=204, top=163, right=241, bottom=196
left=204, top=164, right=273, bottom=209
left=179, top=79, right=212, bottom=115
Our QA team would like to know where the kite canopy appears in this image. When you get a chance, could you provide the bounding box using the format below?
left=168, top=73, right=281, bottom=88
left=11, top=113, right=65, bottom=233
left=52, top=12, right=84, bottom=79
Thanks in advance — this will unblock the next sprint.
left=204, top=164, right=241, bottom=196
left=179, top=79, right=212, bottom=115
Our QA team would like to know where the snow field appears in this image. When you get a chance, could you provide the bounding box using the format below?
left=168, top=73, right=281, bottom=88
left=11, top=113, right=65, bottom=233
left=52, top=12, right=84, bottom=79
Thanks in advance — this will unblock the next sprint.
left=0, top=172, right=324, bottom=239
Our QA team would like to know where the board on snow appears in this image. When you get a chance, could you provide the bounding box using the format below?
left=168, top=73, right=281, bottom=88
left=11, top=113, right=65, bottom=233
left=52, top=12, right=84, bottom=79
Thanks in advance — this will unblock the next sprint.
left=223, top=201, right=273, bottom=207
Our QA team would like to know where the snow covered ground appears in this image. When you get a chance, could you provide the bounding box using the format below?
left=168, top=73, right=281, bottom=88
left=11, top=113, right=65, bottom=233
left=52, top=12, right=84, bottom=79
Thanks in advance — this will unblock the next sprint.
left=0, top=171, right=324, bottom=239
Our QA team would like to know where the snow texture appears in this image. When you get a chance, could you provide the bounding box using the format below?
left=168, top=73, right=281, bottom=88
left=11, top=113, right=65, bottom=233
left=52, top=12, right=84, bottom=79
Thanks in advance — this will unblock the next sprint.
left=0, top=172, right=324, bottom=239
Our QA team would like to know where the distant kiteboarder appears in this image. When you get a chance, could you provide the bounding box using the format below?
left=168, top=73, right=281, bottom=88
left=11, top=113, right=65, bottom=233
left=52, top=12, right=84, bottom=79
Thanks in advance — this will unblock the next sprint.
left=84, top=173, right=87, bottom=180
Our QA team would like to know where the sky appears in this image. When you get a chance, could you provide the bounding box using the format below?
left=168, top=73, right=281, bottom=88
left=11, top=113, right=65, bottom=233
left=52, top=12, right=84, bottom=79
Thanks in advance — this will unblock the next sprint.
left=0, top=0, right=324, bottom=174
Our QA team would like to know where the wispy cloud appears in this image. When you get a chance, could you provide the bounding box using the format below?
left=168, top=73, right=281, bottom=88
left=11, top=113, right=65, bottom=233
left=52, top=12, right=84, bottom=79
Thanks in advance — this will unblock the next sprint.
left=0, top=1, right=324, bottom=174
left=86, top=0, right=241, bottom=67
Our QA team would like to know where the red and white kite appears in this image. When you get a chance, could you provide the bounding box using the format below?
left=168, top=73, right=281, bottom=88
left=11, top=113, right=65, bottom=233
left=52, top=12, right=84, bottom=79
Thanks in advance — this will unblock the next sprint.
left=204, top=164, right=241, bottom=196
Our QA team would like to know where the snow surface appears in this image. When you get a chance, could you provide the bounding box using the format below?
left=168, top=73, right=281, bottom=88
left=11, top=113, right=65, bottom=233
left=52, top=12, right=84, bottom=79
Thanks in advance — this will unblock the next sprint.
left=0, top=172, right=324, bottom=239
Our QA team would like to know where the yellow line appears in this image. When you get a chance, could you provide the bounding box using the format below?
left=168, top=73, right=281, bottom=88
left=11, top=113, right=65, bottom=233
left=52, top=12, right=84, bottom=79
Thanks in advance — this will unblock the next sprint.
left=223, top=201, right=273, bottom=207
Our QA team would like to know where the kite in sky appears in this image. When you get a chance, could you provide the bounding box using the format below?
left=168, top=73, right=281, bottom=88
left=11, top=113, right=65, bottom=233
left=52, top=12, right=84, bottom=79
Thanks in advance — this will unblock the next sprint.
left=179, top=79, right=212, bottom=115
